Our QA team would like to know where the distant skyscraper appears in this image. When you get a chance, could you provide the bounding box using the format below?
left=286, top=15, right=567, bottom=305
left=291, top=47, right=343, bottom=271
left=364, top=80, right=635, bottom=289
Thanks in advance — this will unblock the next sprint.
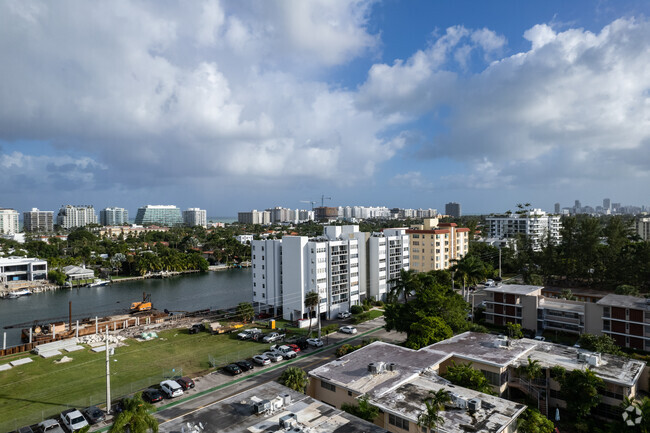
left=445, top=202, right=461, bottom=218
left=100, top=207, right=129, bottom=226
left=574, top=200, right=581, bottom=209
left=134, top=205, right=183, bottom=227
left=56, top=205, right=97, bottom=229
left=23, top=208, right=53, bottom=232
left=554, top=203, right=560, bottom=214
left=183, top=208, right=207, bottom=227
left=603, top=198, right=611, bottom=210
left=0, top=208, right=20, bottom=234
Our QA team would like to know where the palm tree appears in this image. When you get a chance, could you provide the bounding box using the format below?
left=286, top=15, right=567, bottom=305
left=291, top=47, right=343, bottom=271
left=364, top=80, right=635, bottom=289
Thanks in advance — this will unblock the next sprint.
left=279, top=366, right=309, bottom=393
left=428, top=389, right=451, bottom=411
left=109, top=393, right=158, bottom=433
left=451, top=255, right=485, bottom=301
left=518, top=357, right=543, bottom=398
left=388, top=268, right=419, bottom=303
left=417, top=399, right=445, bottom=432
left=304, top=291, right=320, bottom=337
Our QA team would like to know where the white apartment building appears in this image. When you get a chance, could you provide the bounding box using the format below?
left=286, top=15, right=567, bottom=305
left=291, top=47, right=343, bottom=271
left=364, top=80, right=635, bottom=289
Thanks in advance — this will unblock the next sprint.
left=23, top=208, right=54, bottom=232
left=486, top=209, right=561, bottom=251
left=100, top=207, right=129, bottom=226
left=252, top=225, right=409, bottom=320
left=183, top=208, right=207, bottom=227
left=0, top=208, right=20, bottom=234
left=235, top=234, right=254, bottom=245
left=238, top=210, right=271, bottom=225
left=56, top=205, right=98, bottom=229
left=637, top=217, right=650, bottom=241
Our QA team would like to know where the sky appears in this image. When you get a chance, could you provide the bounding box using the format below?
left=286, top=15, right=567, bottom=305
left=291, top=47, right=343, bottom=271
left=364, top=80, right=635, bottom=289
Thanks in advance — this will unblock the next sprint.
left=1, top=0, right=649, bottom=217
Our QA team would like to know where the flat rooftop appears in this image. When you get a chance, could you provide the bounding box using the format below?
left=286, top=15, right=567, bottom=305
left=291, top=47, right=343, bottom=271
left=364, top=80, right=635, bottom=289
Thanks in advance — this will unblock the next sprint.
left=597, top=294, right=650, bottom=311
left=159, top=381, right=387, bottom=433
left=484, top=284, right=543, bottom=295
left=422, top=332, right=537, bottom=368
left=370, top=374, right=525, bottom=433
left=539, top=298, right=585, bottom=313
left=308, top=341, right=450, bottom=397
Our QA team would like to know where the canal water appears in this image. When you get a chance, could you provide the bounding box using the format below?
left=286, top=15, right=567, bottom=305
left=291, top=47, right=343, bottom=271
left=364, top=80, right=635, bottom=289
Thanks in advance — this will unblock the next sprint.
left=0, top=269, right=252, bottom=347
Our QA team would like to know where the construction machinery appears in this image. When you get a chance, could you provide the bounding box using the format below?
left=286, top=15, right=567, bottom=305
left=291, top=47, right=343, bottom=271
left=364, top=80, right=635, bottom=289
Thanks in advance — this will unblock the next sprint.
left=130, top=292, right=152, bottom=313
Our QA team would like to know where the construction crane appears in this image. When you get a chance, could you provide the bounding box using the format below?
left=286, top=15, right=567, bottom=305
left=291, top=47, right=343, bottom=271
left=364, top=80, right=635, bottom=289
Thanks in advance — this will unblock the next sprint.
left=320, top=195, right=332, bottom=207
left=300, top=200, right=316, bottom=210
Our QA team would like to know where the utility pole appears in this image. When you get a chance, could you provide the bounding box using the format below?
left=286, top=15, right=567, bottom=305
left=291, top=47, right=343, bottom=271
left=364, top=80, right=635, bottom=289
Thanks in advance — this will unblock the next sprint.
left=498, top=247, right=502, bottom=279
left=317, top=302, right=321, bottom=340
left=105, top=326, right=111, bottom=414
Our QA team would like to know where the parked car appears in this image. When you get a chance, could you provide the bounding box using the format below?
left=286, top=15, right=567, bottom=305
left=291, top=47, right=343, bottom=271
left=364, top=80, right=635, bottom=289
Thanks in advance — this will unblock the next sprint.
left=291, top=337, right=309, bottom=350
left=60, top=409, right=89, bottom=432
left=263, top=332, right=285, bottom=343
left=237, top=328, right=262, bottom=340
left=188, top=323, right=204, bottom=334
left=306, top=338, right=324, bottom=347
left=17, top=427, right=34, bottom=433
left=483, top=279, right=495, bottom=287
left=38, top=420, right=64, bottom=433
left=235, top=360, right=254, bottom=372
left=82, top=405, right=105, bottom=424
left=534, top=336, right=546, bottom=341
left=263, top=351, right=283, bottom=362
left=274, top=345, right=297, bottom=359
left=338, top=311, right=351, bottom=319
left=175, top=376, right=195, bottom=390
left=142, top=388, right=164, bottom=403
left=160, top=380, right=184, bottom=398
left=223, top=363, right=243, bottom=375
left=339, top=326, right=357, bottom=334
left=287, top=344, right=301, bottom=353
left=253, top=354, right=271, bottom=365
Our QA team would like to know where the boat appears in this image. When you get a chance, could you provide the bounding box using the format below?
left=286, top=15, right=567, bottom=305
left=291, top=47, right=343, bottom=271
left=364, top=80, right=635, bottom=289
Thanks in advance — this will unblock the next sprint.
left=88, top=279, right=110, bottom=287
left=6, top=288, right=33, bottom=298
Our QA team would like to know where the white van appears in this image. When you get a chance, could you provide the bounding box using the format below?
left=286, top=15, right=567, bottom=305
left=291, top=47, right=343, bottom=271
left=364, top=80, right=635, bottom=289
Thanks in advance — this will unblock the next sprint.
left=160, top=380, right=184, bottom=398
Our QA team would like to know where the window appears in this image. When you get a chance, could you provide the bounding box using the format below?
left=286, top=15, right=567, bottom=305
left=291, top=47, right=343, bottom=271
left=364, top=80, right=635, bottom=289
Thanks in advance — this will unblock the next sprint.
left=321, top=381, right=336, bottom=392
left=388, top=413, right=410, bottom=430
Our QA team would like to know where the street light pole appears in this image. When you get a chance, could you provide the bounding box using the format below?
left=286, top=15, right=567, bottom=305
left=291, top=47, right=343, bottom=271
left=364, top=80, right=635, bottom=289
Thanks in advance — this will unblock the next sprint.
left=105, top=326, right=111, bottom=414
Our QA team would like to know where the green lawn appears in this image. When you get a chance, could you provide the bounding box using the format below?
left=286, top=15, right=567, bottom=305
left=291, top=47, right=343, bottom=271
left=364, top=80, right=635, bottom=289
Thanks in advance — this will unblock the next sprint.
left=0, top=329, right=266, bottom=431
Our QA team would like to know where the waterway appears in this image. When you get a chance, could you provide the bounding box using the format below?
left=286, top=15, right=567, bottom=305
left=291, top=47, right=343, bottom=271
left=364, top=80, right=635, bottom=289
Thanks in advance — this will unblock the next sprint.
left=0, top=269, right=252, bottom=347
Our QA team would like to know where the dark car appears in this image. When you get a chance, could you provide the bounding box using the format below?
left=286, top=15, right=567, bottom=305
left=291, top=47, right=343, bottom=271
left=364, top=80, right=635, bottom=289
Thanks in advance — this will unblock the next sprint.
left=235, top=360, right=254, bottom=372
left=111, top=400, right=125, bottom=415
left=176, top=376, right=195, bottom=390
left=294, top=338, right=309, bottom=350
left=82, top=405, right=106, bottom=425
left=188, top=324, right=204, bottom=334
left=142, top=388, right=164, bottom=403
left=223, top=364, right=242, bottom=376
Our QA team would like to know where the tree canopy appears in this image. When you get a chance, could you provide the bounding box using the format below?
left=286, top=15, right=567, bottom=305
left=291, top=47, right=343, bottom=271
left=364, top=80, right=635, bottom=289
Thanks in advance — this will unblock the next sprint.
left=341, top=395, right=379, bottom=422
left=553, top=367, right=603, bottom=420
left=109, top=393, right=158, bottom=433
left=517, top=408, right=555, bottom=433
left=441, top=361, right=494, bottom=395
left=577, top=334, right=623, bottom=356
left=278, top=367, right=309, bottom=393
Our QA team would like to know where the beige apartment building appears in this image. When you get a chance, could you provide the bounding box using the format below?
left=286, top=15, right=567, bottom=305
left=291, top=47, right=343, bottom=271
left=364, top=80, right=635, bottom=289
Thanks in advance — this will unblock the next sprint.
left=407, top=218, right=469, bottom=272
left=308, top=333, right=647, bottom=431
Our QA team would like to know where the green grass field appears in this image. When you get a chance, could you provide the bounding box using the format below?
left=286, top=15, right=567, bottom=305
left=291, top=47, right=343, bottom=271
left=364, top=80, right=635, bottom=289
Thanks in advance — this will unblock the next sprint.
left=0, top=328, right=267, bottom=431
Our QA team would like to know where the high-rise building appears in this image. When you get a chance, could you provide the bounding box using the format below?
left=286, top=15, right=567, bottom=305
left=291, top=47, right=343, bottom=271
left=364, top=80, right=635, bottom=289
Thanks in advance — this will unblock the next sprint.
left=238, top=210, right=271, bottom=225
left=0, top=208, right=20, bottom=234
left=134, top=205, right=182, bottom=227
left=314, top=206, right=338, bottom=222
left=637, top=217, right=650, bottom=242
left=603, top=198, right=611, bottom=211
left=252, top=225, right=410, bottom=320
left=486, top=209, right=561, bottom=251
left=407, top=218, right=470, bottom=272
left=183, top=208, right=207, bottom=227
left=445, top=202, right=461, bottom=218
left=100, top=207, right=129, bottom=226
left=23, top=208, right=53, bottom=232
left=56, top=205, right=97, bottom=229
left=554, top=203, right=560, bottom=214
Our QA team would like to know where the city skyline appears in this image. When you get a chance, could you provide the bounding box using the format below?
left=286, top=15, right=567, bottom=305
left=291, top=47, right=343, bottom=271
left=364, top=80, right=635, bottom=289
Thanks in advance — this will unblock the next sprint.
left=1, top=1, right=649, bottom=215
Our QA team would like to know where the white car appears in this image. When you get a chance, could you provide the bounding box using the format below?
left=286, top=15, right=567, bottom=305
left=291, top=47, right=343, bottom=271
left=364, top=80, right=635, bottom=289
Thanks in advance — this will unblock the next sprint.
left=160, top=380, right=184, bottom=398
left=60, top=409, right=89, bottom=432
left=534, top=336, right=546, bottom=341
left=40, top=419, right=64, bottom=433
left=274, top=345, right=297, bottom=359
left=263, top=351, right=284, bottom=362
left=338, top=311, right=351, bottom=319
left=253, top=354, right=271, bottom=365
left=306, top=338, right=324, bottom=347
left=339, top=326, right=357, bottom=334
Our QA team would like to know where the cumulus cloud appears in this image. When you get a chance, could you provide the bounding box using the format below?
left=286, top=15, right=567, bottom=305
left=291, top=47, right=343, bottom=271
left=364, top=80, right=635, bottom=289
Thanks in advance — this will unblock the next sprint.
left=390, top=171, right=434, bottom=190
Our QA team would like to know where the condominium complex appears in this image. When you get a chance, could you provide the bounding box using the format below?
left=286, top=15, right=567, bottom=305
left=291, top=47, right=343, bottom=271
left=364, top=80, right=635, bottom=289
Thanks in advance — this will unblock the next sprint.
left=637, top=217, right=650, bottom=241
left=0, top=208, right=20, bottom=234
left=134, top=205, right=182, bottom=227
left=445, top=202, right=461, bottom=218
left=238, top=210, right=271, bottom=225
left=56, top=205, right=97, bottom=229
left=183, top=208, right=207, bottom=227
left=238, top=208, right=314, bottom=225
left=23, top=208, right=53, bottom=232
left=407, top=218, right=469, bottom=271
left=308, top=333, right=646, bottom=429
left=486, top=209, right=561, bottom=250
left=99, top=207, right=129, bottom=226
left=252, top=225, right=409, bottom=320
left=483, top=285, right=650, bottom=352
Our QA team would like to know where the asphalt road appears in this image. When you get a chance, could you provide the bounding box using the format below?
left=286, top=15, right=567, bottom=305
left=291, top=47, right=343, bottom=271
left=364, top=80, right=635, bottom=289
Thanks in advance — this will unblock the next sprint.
left=152, top=317, right=404, bottom=431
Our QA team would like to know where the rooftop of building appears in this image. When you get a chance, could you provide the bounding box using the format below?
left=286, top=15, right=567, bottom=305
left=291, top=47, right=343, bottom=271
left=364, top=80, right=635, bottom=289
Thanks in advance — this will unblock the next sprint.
left=308, top=341, right=449, bottom=397
left=0, top=256, right=47, bottom=265
left=597, top=293, right=650, bottom=311
left=162, top=381, right=387, bottom=433
left=538, top=298, right=585, bottom=313
left=422, top=332, right=537, bottom=368
left=369, top=374, right=525, bottom=433
left=484, top=284, right=544, bottom=296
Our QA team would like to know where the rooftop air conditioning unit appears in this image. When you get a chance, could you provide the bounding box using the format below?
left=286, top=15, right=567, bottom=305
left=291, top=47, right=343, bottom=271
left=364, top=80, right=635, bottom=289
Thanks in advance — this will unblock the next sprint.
left=279, top=413, right=298, bottom=428
left=281, top=393, right=292, bottom=406
left=254, top=399, right=271, bottom=414
left=388, top=362, right=397, bottom=371
left=368, top=362, right=385, bottom=374
left=586, top=353, right=601, bottom=367
left=468, top=398, right=482, bottom=412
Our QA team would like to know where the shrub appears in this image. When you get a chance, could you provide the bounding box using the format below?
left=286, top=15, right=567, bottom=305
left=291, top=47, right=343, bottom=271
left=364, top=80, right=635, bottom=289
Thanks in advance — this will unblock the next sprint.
left=336, top=344, right=353, bottom=357
left=322, top=324, right=339, bottom=335
left=350, top=305, right=364, bottom=315
left=362, top=304, right=371, bottom=312
left=373, top=300, right=385, bottom=308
